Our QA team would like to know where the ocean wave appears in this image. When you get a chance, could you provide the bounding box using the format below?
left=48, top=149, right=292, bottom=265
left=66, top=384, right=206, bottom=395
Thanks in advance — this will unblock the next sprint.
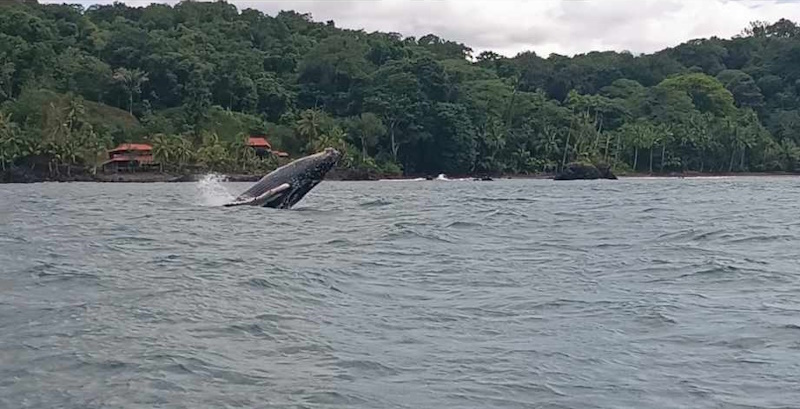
left=359, top=199, right=393, bottom=207
left=4, top=177, right=800, bottom=409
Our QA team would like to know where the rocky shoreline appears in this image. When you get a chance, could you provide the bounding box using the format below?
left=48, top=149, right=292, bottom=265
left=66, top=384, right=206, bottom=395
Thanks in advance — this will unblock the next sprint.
left=554, top=162, right=617, bottom=181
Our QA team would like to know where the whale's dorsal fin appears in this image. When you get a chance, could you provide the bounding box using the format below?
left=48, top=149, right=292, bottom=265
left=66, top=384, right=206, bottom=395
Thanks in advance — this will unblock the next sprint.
left=224, top=183, right=291, bottom=207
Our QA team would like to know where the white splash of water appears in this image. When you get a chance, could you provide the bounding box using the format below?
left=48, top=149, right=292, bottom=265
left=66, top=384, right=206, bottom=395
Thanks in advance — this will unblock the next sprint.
left=196, top=173, right=235, bottom=206
left=435, top=174, right=471, bottom=181
left=378, top=178, right=426, bottom=182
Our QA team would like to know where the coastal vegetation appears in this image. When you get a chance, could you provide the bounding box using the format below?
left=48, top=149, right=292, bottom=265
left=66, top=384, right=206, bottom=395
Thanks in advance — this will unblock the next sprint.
left=2, top=1, right=800, bottom=180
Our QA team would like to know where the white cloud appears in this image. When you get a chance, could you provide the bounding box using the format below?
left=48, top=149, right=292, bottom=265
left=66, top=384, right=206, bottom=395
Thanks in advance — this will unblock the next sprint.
left=39, top=0, right=800, bottom=57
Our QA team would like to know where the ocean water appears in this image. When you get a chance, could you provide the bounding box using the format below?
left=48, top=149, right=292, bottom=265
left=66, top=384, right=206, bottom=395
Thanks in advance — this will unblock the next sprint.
left=2, top=176, right=800, bottom=409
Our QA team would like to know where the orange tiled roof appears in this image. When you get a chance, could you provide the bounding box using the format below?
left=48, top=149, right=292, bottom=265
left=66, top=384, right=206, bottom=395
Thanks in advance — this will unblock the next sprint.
left=248, top=137, right=272, bottom=149
left=109, top=143, right=153, bottom=153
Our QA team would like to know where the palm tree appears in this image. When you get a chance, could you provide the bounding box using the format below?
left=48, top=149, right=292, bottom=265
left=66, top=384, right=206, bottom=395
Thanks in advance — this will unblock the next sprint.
left=112, top=68, right=149, bottom=115
left=312, top=126, right=347, bottom=153
left=151, top=133, right=172, bottom=172
left=618, top=123, right=639, bottom=171
left=174, top=136, right=194, bottom=171
left=0, top=112, right=22, bottom=171
left=0, top=113, right=11, bottom=161
left=227, top=134, right=257, bottom=172
left=560, top=117, right=575, bottom=171
left=479, top=117, right=507, bottom=172
left=720, top=118, right=739, bottom=173
left=0, top=62, right=14, bottom=101
left=778, top=139, right=800, bottom=171
left=80, top=130, right=111, bottom=175
left=658, top=125, right=673, bottom=173
left=688, top=113, right=711, bottom=172
left=735, top=110, right=761, bottom=171
left=55, top=98, right=99, bottom=177
left=619, top=120, right=655, bottom=172
left=535, top=124, right=560, bottom=163
left=197, top=132, right=229, bottom=171
left=511, top=148, right=532, bottom=174
left=647, top=126, right=662, bottom=174
left=570, top=112, right=589, bottom=161
left=296, top=108, right=325, bottom=151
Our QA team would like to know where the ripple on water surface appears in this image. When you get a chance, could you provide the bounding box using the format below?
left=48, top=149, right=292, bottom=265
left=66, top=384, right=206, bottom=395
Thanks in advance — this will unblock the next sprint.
left=1, top=177, right=800, bottom=408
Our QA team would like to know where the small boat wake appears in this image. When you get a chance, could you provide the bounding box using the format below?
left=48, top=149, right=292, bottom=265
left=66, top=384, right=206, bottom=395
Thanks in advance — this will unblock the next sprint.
left=196, top=174, right=235, bottom=206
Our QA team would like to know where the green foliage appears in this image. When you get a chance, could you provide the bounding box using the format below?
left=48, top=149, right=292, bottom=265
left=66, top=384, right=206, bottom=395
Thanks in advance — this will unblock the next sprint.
left=345, top=112, right=386, bottom=161
left=112, top=67, right=148, bottom=115
left=657, top=73, right=736, bottom=117
left=2, top=93, right=116, bottom=175
left=0, top=111, right=21, bottom=170
left=428, top=102, right=477, bottom=174
left=199, top=106, right=266, bottom=142
left=150, top=132, right=193, bottom=171
left=376, top=156, right=403, bottom=176
left=1, top=2, right=800, bottom=177
left=196, top=132, right=229, bottom=171
left=716, top=69, right=764, bottom=109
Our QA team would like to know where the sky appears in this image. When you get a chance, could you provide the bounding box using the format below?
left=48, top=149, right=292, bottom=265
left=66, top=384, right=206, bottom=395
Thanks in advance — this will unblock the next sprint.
left=40, top=0, right=800, bottom=57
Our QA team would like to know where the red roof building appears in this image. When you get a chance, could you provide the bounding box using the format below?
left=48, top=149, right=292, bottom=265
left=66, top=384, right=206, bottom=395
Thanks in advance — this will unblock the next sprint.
left=108, top=143, right=153, bottom=155
left=248, top=135, right=289, bottom=159
left=247, top=137, right=272, bottom=150
left=103, top=143, right=158, bottom=172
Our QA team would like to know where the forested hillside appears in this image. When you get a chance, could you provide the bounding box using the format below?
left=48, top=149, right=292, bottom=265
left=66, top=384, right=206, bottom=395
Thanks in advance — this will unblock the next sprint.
left=2, top=1, right=800, bottom=178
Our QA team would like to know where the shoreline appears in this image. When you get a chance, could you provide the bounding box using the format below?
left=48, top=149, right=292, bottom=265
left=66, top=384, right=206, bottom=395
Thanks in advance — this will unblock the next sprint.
left=2, top=170, right=799, bottom=184
left=615, top=171, right=800, bottom=179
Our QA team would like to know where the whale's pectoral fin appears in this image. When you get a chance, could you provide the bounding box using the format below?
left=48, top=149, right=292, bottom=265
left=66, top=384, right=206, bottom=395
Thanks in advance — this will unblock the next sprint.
left=249, top=183, right=291, bottom=206
left=224, top=183, right=291, bottom=207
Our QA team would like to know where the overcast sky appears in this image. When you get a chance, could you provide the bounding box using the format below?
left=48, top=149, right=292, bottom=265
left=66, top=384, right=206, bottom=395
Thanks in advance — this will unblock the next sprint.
left=40, top=0, right=800, bottom=57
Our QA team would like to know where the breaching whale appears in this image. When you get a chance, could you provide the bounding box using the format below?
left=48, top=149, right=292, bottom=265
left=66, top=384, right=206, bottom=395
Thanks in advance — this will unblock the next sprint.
left=225, top=147, right=341, bottom=209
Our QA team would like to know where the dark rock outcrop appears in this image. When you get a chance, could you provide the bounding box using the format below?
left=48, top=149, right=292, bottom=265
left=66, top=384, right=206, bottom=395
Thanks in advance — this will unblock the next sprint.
left=594, top=162, right=618, bottom=180
left=554, top=162, right=617, bottom=181
left=0, top=165, right=39, bottom=183
left=0, top=165, right=95, bottom=183
left=167, top=174, right=199, bottom=182
left=327, top=168, right=381, bottom=181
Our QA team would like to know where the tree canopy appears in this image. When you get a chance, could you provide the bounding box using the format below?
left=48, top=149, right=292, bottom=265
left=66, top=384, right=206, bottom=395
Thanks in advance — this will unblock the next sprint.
left=2, top=1, right=800, bottom=177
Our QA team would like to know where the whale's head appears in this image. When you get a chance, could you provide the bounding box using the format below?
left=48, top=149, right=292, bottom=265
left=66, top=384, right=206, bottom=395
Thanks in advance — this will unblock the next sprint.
left=227, top=147, right=342, bottom=209
left=297, top=147, right=342, bottom=183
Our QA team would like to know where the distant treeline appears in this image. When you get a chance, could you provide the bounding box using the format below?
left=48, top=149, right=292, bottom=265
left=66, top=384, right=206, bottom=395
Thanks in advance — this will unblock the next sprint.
left=2, top=1, right=800, bottom=177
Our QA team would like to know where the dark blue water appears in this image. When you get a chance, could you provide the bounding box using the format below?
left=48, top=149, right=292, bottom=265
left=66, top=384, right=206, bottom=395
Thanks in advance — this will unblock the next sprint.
left=2, top=176, right=800, bottom=409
